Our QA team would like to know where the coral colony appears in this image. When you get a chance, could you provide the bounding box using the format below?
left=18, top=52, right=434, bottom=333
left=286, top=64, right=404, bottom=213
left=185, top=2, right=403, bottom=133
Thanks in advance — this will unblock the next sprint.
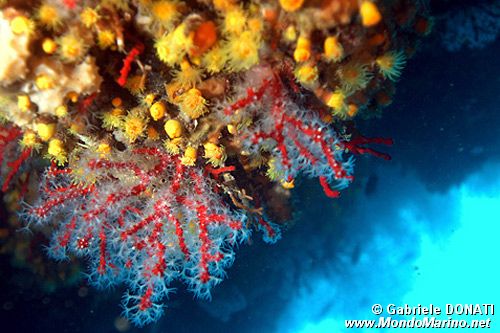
left=0, top=0, right=430, bottom=326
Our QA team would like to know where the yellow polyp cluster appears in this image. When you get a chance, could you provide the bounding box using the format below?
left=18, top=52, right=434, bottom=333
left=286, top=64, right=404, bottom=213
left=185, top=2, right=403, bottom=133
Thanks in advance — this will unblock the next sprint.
left=279, top=0, right=304, bottom=13
left=0, top=0, right=432, bottom=325
left=164, top=119, right=183, bottom=139
left=181, top=146, right=197, bottom=166
left=360, top=1, right=382, bottom=27
left=10, top=15, right=35, bottom=35
left=37, top=4, right=61, bottom=30
left=294, top=36, right=311, bottom=63
left=178, top=88, right=208, bottom=120
left=203, top=142, right=226, bottom=167
left=80, top=7, right=100, bottom=28
left=47, top=138, right=67, bottom=166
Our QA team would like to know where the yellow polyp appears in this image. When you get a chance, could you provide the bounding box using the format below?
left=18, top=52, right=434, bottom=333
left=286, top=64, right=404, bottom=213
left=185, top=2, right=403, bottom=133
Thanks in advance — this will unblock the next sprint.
left=111, top=98, right=122, bottom=108
left=227, top=124, right=237, bottom=135
left=69, top=120, right=85, bottom=134
left=375, top=51, right=406, bottom=81
left=248, top=17, right=263, bottom=34
left=360, top=1, right=382, bottom=27
left=58, top=33, right=87, bottom=62
left=279, top=0, right=304, bottom=12
left=202, top=46, right=226, bottom=74
left=323, top=36, right=343, bottom=62
left=178, top=88, right=208, bottom=119
left=226, top=31, right=260, bottom=71
left=97, top=30, right=116, bottom=49
left=181, top=146, right=197, bottom=166
left=144, top=94, right=156, bottom=106
left=35, top=74, right=55, bottom=90
left=17, top=95, right=31, bottom=112
left=112, top=108, right=125, bottom=116
left=151, top=0, right=179, bottom=27
left=224, top=8, right=247, bottom=35
left=281, top=179, right=295, bottom=189
left=10, top=16, right=35, bottom=35
left=123, top=112, right=147, bottom=143
left=164, top=138, right=182, bottom=155
left=294, top=36, right=311, bottom=63
left=284, top=26, right=297, bottom=42
left=213, top=0, right=235, bottom=11
left=164, top=119, right=183, bottom=139
left=37, top=4, right=61, bottom=30
left=150, top=101, right=166, bottom=121
left=125, top=75, right=146, bottom=95
left=21, top=131, right=38, bottom=148
left=42, top=38, right=58, bottom=54
left=47, top=138, right=67, bottom=166
left=36, top=123, right=56, bottom=142
left=80, top=7, right=100, bottom=27
left=174, top=60, right=202, bottom=88
left=326, top=90, right=345, bottom=112
left=203, top=142, right=226, bottom=166
left=55, top=105, right=68, bottom=118
left=294, top=64, right=318, bottom=86
left=96, top=142, right=111, bottom=157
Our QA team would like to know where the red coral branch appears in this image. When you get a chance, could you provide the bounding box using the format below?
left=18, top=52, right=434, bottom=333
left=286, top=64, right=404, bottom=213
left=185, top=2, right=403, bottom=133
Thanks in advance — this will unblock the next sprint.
left=344, top=135, right=393, bottom=160
left=117, top=43, right=145, bottom=87
left=2, top=148, right=32, bottom=193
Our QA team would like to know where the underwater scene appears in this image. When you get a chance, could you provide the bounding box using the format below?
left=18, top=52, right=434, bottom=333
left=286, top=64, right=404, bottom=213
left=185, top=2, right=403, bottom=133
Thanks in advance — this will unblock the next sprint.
left=0, top=0, right=499, bottom=332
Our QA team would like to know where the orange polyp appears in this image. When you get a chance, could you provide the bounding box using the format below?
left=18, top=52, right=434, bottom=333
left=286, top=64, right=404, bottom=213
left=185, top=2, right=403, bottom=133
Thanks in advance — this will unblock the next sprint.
left=368, top=33, right=386, bottom=46
left=415, top=17, right=432, bottom=36
left=360, top=2, right=382, bottom=27
left=192, top=21, right=218, bottom=56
